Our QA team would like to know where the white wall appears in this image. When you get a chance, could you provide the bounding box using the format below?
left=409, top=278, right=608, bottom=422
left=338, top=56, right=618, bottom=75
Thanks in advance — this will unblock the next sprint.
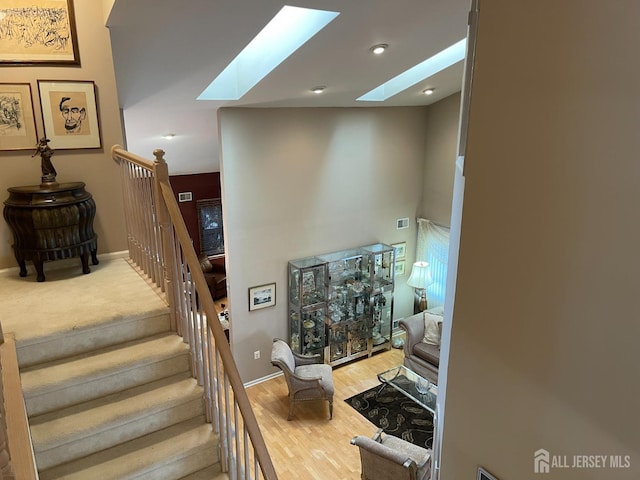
left=0, top=3, right=126, bottom=270
left=218, top=106, right=428, bottom=381
left=442, top=1, right=640, bottom=479
left=421, top=93, right=460, bottom=226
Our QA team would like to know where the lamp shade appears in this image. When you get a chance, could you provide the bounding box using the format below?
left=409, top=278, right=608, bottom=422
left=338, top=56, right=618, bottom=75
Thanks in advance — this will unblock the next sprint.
left=406, top=261, right=433, bottom=289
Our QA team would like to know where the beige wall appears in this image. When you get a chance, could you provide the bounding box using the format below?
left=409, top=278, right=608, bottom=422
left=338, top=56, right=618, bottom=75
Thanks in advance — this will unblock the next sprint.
left=218, top=106, right=429, bottom=381
left=421, top=92, right=459, bottom=226
left=442, top=1, right=639, bottom=478
left=102, top=0, right=116, bottom=24
left=0, top=3, right=126, bottom=270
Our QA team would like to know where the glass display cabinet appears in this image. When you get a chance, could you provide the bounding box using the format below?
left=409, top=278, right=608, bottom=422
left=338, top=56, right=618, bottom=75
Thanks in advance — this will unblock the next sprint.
left=288, top=257, right=327, bottom=357
left=319, top=248, right=371, bottom=365
left=288, top=243, right=395, bottom=366
left=361, top=243, right=395, bottom=355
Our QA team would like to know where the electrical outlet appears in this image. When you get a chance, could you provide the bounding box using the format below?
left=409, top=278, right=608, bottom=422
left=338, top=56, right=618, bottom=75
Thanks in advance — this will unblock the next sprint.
left=254, top=350, right=260, bottom=360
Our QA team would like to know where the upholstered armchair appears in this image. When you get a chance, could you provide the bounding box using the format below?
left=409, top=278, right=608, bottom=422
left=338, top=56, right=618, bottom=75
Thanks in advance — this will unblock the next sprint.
left=270, top=338, right=334, bottom=420
left=351, top=429, right=432, bottom=480
left=199, top=256, right=227, bottom=300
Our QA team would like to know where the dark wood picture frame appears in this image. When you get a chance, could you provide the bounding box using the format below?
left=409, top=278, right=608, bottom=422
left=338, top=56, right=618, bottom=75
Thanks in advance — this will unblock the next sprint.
left=197, top=198, right=225, bottom=256
left=0, top=0, right=80, bottom=65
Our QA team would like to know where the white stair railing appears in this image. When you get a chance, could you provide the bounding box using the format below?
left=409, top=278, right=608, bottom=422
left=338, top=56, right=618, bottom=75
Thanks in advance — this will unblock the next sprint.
left=111, top=145, right=277, bottom=480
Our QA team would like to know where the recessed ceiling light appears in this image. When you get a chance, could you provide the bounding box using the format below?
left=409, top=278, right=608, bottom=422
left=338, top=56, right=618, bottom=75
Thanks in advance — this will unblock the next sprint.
left=162, top=133, right=175, bottom=140
left=358, top=38, right=466, bottom=102
left=198, top=6, right=339, bottom=101
left=370, top=43, right=388, bottom=55
left=311, top=86, right=326, bottom=94
left=423, top=88, right=434, bottom=95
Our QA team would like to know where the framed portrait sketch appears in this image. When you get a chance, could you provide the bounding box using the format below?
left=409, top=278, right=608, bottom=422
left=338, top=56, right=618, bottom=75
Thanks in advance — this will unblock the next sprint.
left=0, top=0, right=80, bottom=65
left=0, top=83, right=38, bottom=151
left=249, top=283, right=276, bottom=311
left=38, top=80, right=101, bottom=149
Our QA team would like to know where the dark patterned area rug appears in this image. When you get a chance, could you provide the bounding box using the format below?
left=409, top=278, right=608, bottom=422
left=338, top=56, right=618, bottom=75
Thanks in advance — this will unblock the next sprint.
left=345, top=383, right=434, bottom=448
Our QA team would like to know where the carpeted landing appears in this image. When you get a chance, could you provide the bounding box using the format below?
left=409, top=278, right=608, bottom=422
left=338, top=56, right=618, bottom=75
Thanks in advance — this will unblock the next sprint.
left=345, top=383, right=434, bottom=449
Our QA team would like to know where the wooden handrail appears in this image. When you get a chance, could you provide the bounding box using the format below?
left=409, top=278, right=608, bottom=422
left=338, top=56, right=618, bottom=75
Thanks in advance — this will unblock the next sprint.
left=0, top=333, right=39, bottom=479
left=111, top=144, right=156, bottom=170
left=111, top=145, right=277, bottom=480
left=158, top=181, right=276, bottom=476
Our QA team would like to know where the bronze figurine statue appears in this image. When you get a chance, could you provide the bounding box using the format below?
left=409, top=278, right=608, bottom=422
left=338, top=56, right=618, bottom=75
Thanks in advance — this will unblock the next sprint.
left=33, top=137, right=57, bottom=185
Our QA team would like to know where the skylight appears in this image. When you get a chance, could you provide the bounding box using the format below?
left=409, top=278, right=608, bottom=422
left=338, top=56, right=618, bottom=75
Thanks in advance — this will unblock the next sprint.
left=197, top=6, right=339, bottom=101
left=357, top=38, right=466, bottom=102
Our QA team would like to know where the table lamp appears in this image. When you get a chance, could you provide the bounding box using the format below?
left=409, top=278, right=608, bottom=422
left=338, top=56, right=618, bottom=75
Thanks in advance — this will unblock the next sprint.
left=406, top=261, right=433, bottom=312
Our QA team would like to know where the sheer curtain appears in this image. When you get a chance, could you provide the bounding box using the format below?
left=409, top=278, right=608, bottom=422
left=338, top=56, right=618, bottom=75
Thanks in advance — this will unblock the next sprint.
left=416, top=218, right=450, bottom=309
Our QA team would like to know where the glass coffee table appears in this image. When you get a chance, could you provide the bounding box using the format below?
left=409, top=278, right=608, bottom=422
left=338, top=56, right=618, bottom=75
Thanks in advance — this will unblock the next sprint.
left=377, top=365, right=437, bottom=415
left=377, top=365, right=439, bottom=479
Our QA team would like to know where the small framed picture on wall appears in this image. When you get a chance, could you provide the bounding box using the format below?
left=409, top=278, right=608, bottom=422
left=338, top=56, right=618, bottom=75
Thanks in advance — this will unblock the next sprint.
left=249, top=283, right=276, bottom=311
left=478, top=467, right=499, bottom=480
left=392, top=242, right=406, bottom=260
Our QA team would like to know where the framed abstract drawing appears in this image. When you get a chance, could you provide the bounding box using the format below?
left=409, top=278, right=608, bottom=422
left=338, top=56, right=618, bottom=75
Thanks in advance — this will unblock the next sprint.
left=0, top=83, right=38, bottom=151
left=38, top=80, right=101, bottom=149
left=0, top=0, right=80, bottom=65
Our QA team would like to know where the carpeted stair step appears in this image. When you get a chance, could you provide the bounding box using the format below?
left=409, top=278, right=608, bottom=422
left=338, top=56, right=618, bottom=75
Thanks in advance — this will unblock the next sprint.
left=38, top=416, right=219, bottom=480
left=21, top=332, right=191, bottom=417
left=29, top=372, right=204, bottom=471
left=17, top=311, right=171, bottom=369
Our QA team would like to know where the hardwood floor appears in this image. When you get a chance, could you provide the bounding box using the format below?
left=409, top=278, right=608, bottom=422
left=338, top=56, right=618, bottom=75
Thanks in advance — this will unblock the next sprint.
left=246, top=347, right=404, bottom=480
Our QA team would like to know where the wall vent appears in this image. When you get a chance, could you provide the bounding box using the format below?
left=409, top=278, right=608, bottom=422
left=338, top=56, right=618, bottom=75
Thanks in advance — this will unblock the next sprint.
left=178, top=192, right=193, bottom=202
left=396, top=217, right=409, bottom=229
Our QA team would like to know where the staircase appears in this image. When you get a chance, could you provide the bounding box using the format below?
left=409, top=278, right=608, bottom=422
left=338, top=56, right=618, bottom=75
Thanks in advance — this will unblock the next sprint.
left=1, top=258, right=226, bottom=479
left=1, top=144, right=279, bottom=479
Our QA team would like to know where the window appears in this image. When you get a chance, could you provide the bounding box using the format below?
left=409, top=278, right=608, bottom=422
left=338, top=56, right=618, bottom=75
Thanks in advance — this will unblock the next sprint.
left=416, top=218, right=449, bottom=309
left=197, top=199, right=224, bottom=256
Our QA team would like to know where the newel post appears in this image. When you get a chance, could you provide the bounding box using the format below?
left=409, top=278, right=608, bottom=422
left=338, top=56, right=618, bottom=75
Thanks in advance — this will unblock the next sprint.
left=153, top=149, right=178, bottom=331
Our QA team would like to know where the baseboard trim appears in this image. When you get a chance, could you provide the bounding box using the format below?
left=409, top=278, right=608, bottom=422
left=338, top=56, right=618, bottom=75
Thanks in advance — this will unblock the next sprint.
left=244, top=371, right=282, bottom=389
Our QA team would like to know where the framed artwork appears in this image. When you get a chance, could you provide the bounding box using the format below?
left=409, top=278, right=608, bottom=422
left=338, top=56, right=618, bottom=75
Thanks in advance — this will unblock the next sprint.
left=38, top=80, right=101, bottom=149
left=0, top=83, right=38, bottom=151
left=394, top=260, right=406, bottom=276
left=197, top=198, right=225, bottom=256
left=249, top=283, right=276, bottom=311
left=392, top=242, right=406, bottom=260
left=477, top=467, right=499, bottom=480
left=0, top=0, right=80, bottom=65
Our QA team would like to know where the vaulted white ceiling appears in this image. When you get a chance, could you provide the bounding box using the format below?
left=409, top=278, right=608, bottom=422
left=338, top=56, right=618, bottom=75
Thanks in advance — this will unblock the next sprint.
left=107, top=0, right=470, bottom=174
